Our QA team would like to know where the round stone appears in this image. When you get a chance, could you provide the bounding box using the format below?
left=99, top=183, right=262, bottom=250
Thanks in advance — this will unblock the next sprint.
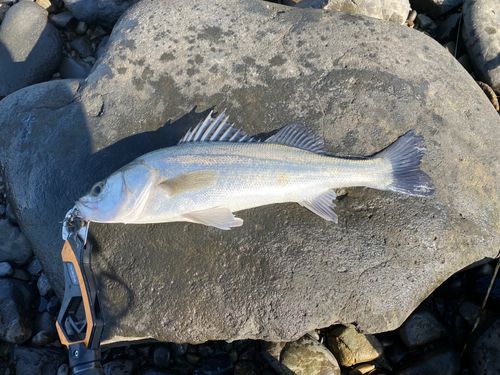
left=327, top=327, right=383, bottom=367
left=0, top=262, right=13, bottom=277
left=0, top=1, right=62, bottom=98
left=398, top=309, right=449, bottom=349
left=32, top=330, right=54, bottom=346
left=153, top=345, right=171, bottom=368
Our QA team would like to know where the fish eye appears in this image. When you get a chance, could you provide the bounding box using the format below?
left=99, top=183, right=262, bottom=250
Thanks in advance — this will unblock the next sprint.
left=91, top=182, right=104, bottom=196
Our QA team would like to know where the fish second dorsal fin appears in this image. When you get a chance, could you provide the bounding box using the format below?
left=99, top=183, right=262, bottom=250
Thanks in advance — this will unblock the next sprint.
left=264, top=123, right=329, bottom=154
left=178, top=111, right=256, bottom=144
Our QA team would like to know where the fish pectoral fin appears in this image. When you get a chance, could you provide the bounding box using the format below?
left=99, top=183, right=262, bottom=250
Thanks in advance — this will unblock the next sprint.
left=183, top=207, right=243, bottom=230
left=159, top=170, right=219, bottom=197
left=299, top=190, right=338, bottom=223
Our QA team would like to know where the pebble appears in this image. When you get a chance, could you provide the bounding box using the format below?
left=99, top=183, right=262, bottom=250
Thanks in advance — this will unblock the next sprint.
left=280, top=334, right=341, bottom=375
left=416, top=14, right=433, bottom=29
left=186, top=352, right=202, bottom=365
left=49, top=11, right=77, bottom=28
left=57, top=364, right=69, bottom=375
left=0, top=262, right=13, bottom=277
left=31, top=330, right=54, bottom=346
left=198, top=343, right=215, bottom=357
left=76, top=21, right=88, bottom=35
left=46, top=295, right=61, bottom=314
left=228, top=349, right=238, bottom=363
left=36, top=272, right=52, bottom=297
left=91, top=25, right=108, bottom=40
left=0, top=205, right=4, bottom=216
left=153, top=345, right=171, bottom=368
left=458, top=301, right=483, bottom=326
left=396, top=347, right=460, bottom=375
left=327, top=327, right=383, bottom=367
left=103, top=359, right=137, bottom=375
left=171, top=343, right=188, bottom=356
left=59, top=57, right=93, bottom=79
left=398, top=309, right=449, bottom=349
left=27, top=258, right=42, bottom=276
left=0, top=1, right=62, bottom=98
left=407, top=9, right=417, bottom=23
left=70, top=35, right=94, bottom=58
left=34, top=311, right=56, bottom=336
left=466, top=317, right=500, bottom=375
left=350, top=363, right=375, bottom=375
left=0, top=219, right=33, bottom=265
left=0, top=278, right=34, bottom=344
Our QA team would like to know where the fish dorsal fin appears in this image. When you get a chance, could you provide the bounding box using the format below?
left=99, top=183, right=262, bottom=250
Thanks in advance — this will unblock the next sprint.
left=178, top=111, right=256, bottom=144
left=264, top=123, right=329, bottom=154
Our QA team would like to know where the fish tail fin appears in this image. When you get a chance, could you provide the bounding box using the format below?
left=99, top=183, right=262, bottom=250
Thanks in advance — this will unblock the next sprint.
left=373, top=130, right=434, bottom=197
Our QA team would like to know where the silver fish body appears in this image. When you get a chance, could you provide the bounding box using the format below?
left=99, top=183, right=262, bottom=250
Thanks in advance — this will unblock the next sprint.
left=76, top=112, right=434, bottom=229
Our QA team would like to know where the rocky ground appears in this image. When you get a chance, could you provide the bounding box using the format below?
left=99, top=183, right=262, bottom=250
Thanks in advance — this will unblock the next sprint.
left=0, top=0, right=499, bottom=374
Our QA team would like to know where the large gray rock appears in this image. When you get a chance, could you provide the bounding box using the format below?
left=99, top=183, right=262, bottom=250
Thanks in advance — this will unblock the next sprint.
left=0, top=0, right=500, bottom=345
left=463, top=0, right=500, bottom=93
left=63, top=0, right=137, bottom=28
left=0, top=1, right=62, bottom=99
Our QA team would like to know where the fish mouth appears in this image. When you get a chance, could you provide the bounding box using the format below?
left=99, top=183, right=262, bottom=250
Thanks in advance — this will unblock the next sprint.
left=75, top=200, right=98, bottom=220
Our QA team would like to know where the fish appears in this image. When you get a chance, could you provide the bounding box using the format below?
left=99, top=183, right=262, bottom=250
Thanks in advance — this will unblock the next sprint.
left=75, top=111, right=434, bottom=229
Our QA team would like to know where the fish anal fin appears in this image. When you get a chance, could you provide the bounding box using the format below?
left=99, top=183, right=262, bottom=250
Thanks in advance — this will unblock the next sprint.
left=299, top=190, right=338, bottom=223
left=159, top=170, right=218, bottom=197
left=265, top=123, right=329, bottom=154
left=183, top=207, right=243, bottom=230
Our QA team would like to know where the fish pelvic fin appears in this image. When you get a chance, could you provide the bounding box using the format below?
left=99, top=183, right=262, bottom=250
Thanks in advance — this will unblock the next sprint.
left=373, top=130, right=434, bottom=197
left=159, top=170, right=219, bottom=197
left=183, top=207, right=243, bottom=230
left=299, top=190, right=338, bottom=223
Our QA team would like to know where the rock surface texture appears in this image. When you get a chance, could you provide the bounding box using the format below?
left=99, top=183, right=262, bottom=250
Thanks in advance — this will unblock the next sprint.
left=463, top=0, right=500, bottom=93
left=0, top=0, right=500, bottom=345
left=0, top=1, right=62, bottom=99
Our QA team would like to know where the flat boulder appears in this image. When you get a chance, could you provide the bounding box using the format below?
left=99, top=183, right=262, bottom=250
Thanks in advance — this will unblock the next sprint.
left=0, top=0, right=499, bottom=345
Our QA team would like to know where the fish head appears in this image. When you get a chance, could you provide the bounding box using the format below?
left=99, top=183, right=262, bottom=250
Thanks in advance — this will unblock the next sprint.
left=76, top=172, right=129, bottom=222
